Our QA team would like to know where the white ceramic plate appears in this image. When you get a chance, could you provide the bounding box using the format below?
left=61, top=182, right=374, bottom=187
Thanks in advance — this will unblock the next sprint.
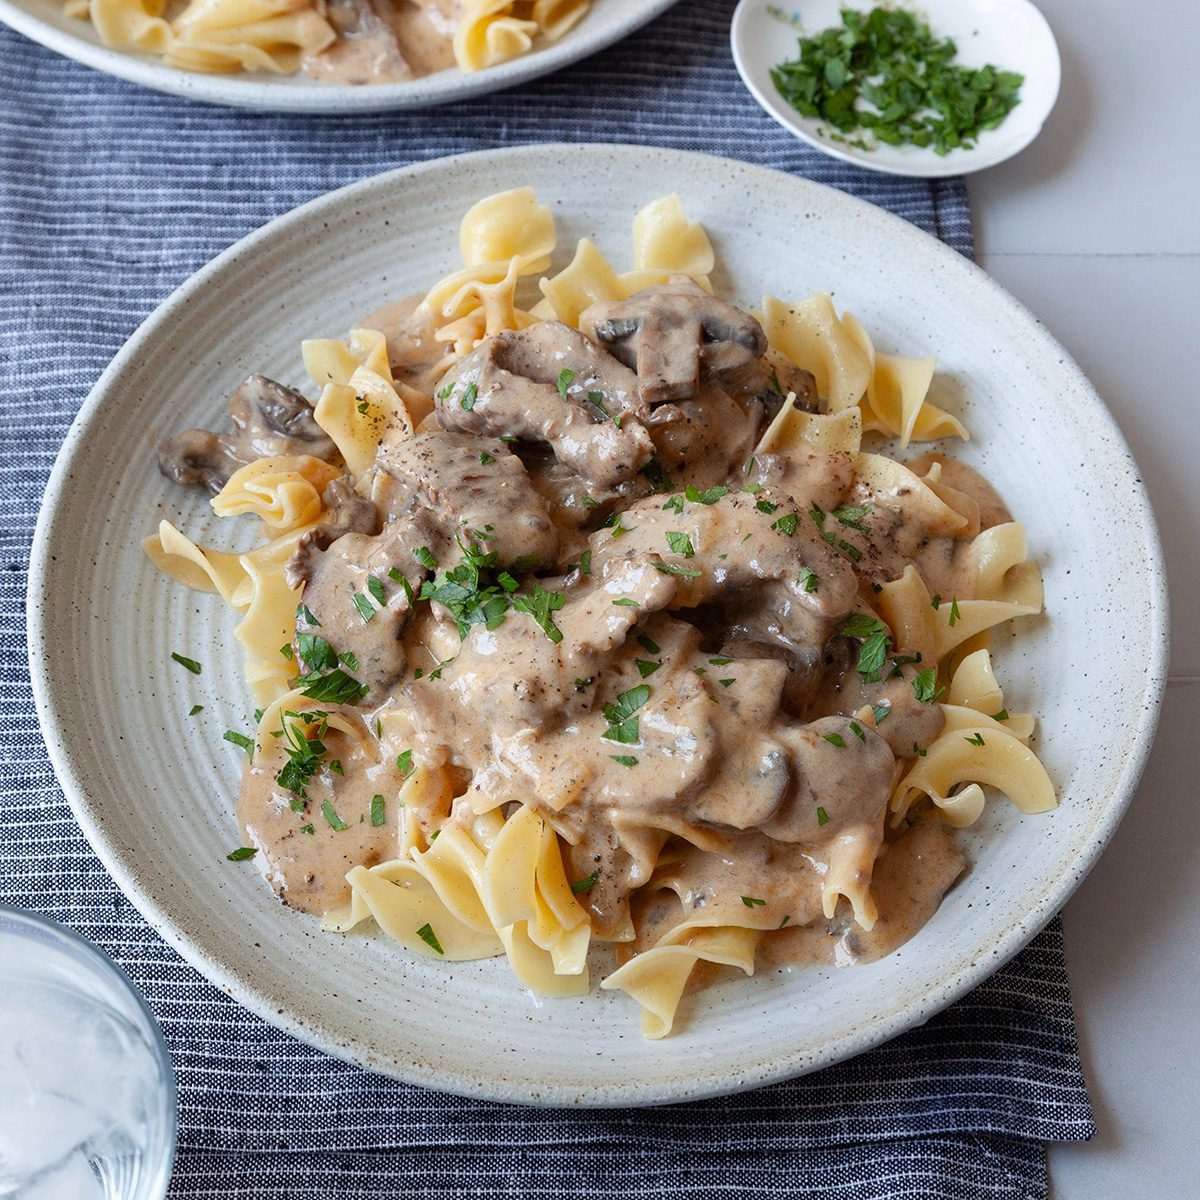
left=28, top=145, right=1167, bottom=1105
left=0, top=0, right=678, bottom=112
left=731, top=0, right=1061, bottom=177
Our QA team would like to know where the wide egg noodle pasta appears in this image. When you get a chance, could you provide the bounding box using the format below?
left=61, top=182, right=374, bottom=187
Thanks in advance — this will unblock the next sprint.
left=313, top=368, right=415, bottom=478
left=301, top=328, right=392, bottom=389
left=165, top=0, right=335, bottom=74
left=757, top=293, right=872, bottom=414
left=755, top=399, right=863, bottom=457
left=211, top=455, right=342, bottom=534
left=88, top=0, right=172, bottom=50
left=233, top=533, right=308, bottom=706
left=453, top=1, right=538, bottom=72
left=534, top=196, right=714, bottom=326
left=600, top=917, right=761, bottom=1040
left=143, top=519, right=250, bottom=604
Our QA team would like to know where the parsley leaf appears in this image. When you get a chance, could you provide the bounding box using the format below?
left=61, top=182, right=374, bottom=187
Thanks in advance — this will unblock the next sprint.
left=772, top=513, right=799, bottom=536
left=665, top=531, right=695, bottom=558
left=840, top=614, right=893, bottom=683
left=571, top=871, right=599, bottom=894
left=416, top=923, right=444, bottom=955
left=226, top=847, right=257, bottom=861
left=602, top=684, right=651, bottom=744
left=797, top=566, right=818, bottom=593
left=512, top=585, right=566, bottom=644
left=911, top=668, right=944, bottom=704
left=171, top=652, right=201, bottom=675
left=685, top=484, right=729, bottom=505
left=556, top=368, right=575, bottom=399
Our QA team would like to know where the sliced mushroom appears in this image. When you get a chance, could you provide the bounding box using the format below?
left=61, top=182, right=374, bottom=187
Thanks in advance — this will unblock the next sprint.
left=580, top=277, right=769, bottom=406
left=158, top=375, right=338, bottom=494
left=434, top=322, right=655, bottom=494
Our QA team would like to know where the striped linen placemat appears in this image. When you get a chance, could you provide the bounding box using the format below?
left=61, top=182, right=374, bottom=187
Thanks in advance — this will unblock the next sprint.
left=0, top=0, right=1092, bottom=1195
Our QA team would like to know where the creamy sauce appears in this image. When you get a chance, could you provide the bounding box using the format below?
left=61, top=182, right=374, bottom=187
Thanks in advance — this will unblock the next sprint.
left=301, top=0, right=458, bottom=85
left=168, top=278, right=997, bottom=972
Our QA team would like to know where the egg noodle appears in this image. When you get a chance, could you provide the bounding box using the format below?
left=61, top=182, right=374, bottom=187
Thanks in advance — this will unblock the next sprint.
left=147, top=189, right=1054, bottom=1037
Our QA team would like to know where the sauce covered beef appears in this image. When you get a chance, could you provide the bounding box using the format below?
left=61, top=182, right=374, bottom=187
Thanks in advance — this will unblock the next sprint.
left=163, top=281, right=984, bottom=964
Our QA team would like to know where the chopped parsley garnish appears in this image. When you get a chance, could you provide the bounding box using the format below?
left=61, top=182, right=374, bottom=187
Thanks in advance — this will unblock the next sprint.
left=832, top=503, right=872, bottom=531
left=816, top=806, right=830, bottom=826
left=499, top=433, right=518, bottom=443
left=587, top=390, right=610, bottom=420
left=571, top=871, right=599, bottom=894
left=635, top=658, right=662, bottom=678
left=838, top=539, right=863, bottom=562
left=556, top=368, right=575, bottom=399
left=295, top=632, right=337, bottom=673
left=413, top=546, right=438, bottom=570
left=769, top=6, right=1024, bottom=157
left=912, top=668, right=944, bottom=704
left=709, top=657, right=733, bottom=666
left=797, top=566, right=818, bottom=593
left=352, top=592, right=376, bottom=623
left=416, top=923, right=444, bottom=955
left=296, top=603, right=320, bottom=627
left=437, top=381, right=454, bottom=400
left=370, top=795, right=385, bottom=827
left=299, top=823, right=315, bottom=835
left=718, top=678, right=735, bottom=688
left=322, top=800, right=349, bottom=831
left=914, top=743, right=928, bottom=757
left=948, top=597, right=961, bottom=627
left=366, top=576, right=387, bottom=606
left=460, top=382, right=477, bottom=411
left=872, top=702, right=891, bottom=725
left=662, top=495, right=685, bottom=514
left=396, top=749, right=414, bottom=779
left=931, top=594, right=942, bottom=610
left=602, top=684, right=651, bottom=744
left=171, top=652, right=201, bottom=675
left=665, top=531, right=695, bottom=558
left=226, top=847, right=257, bottom=861
left=338, top=650, right=359, bottom=671
left=772, top=513, right=799, bottom=536
left=419, top=536, right=515, bottom=641
left=637, top=633, right=661, bottom=655
left=640, top=458, right=673, bottom=494
left=612, top=598, right=639, bottom=607
left=295, top=668, right=368, bottom=705
left=512, top=585, right=566, bottom=644
left=741, top=896, right=766, bottom=907
left=993, top=708, right=1010, bottom=722
left=610, top=755, right=639, bottom=768
left=578, top=550, right=592, bottom=576
left=848, top=720, right=866, bottom=741
left=280, top=643, right=294, bottom=660
left=513, top=553, right=540, bottom=570
left=189, top=704, right=204, bottom=716
left=356, top=398, right=369, bottom=414
left=965, top=732, right=986, bottom=746
left=685, top=484, right=729, bottom=505
left=823, top=732, right=847, bottom=748
left=652, top=562, right=702, bottom=578
left=273, top=710, right=329, bottom=801
left=223, top=730, right=254, bottom=761
left=780, top=914, right=792, bottom=928
left=840, top=614, right=893, bottom=683
left=479, top=451, right=495, bottom=465
left=574, top=676, right=594, bottom=691
left=329, top=759, right=344, bottom=775
left=755, top=499, right=779, bottom=514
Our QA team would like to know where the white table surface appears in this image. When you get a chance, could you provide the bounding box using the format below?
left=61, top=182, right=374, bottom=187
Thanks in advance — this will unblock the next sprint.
left=965, top=0, right=1199, bottom=1192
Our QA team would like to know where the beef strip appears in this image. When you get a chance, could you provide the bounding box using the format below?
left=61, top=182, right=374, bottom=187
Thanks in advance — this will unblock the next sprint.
left=433, top=322, right=655, bottom=494
left=370, top=430, right=558, bottom=568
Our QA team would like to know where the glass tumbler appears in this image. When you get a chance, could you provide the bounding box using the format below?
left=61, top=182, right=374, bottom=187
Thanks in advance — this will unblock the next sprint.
left=0, top=906, right=177, bottom=1199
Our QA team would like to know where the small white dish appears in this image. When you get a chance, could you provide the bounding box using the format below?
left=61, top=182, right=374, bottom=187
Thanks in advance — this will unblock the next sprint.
left=731, top=0, right=1061, bottom=177
left=27, top=144, right=1166, bottom=1105
left=0, top=0, right=679, bottom=113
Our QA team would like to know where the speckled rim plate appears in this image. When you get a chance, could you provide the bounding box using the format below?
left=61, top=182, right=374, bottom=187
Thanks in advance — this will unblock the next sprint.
left=0, top=0, right=679, bottom=113
left=27, top=145, right=1169, bottom=1106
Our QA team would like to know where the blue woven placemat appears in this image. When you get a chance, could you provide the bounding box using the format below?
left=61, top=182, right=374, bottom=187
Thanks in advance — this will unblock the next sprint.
left=0, top=1, right=1093, bottom=1196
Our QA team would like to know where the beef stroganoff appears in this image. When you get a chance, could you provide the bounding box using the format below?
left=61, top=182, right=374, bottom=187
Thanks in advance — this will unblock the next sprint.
left=146, top=189, right=1055, bottom=1037
left=64, top=0, right=590, bottom=81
